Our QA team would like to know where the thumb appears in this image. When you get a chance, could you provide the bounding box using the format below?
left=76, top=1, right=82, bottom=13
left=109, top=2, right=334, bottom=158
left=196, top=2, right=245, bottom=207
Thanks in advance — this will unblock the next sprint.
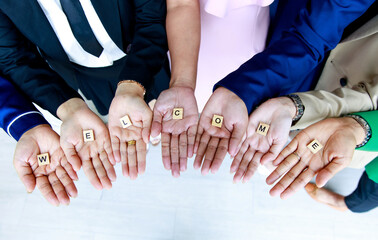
left=142, top=111, right=153, bottom=144
left=229, top=121, right=248, bottom=157
left=316, top=158, right=348, bottom=188
left=150, top=109, right=163, bottom=138
left=61, top=141, right=82, bottom=172
left=14, top=157, right=36, bottom=193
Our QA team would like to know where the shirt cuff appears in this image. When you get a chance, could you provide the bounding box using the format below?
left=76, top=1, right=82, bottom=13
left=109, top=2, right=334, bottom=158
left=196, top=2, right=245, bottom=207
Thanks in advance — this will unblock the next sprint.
left=7, top=111, right=50, bottom=141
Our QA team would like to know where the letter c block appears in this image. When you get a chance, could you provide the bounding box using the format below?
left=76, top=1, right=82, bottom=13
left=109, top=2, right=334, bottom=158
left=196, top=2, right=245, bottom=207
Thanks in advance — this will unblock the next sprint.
left=172, top=108, right=183, bottom=120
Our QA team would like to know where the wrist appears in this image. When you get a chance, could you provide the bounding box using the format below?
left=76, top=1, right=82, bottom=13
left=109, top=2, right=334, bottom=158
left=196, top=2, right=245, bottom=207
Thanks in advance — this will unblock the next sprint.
left=57, top=98, right=88, bottom=121
left=116, top=80, right=145, bottom=98
left=343, top=115, right=371, bottom=148
left=169, top=77, right=196, bottom=91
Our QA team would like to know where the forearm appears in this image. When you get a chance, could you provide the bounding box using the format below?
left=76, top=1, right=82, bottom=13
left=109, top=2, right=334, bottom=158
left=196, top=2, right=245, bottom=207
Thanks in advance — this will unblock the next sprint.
left=293, top=84, right=374, bottom=129
left=166, top=0, right=200, bottom=90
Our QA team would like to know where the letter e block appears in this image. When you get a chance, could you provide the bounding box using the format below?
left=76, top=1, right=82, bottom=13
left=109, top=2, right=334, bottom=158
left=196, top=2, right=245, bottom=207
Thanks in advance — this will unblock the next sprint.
left=256, top=122, right=270, bottom=136
left=83, top=129, right=95, bottom=142
left=37, top=153, right=50, bottom=166
left=172, top=108, right=183, bottom=119
left=120, top=115, right=133, bottom=129
left=307, top=139, right=323, bottom=154
left=212, top=115, right=223, bottom=128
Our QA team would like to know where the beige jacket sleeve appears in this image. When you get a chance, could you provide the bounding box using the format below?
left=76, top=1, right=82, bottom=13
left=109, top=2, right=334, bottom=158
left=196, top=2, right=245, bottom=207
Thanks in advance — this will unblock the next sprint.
left=292, top=76, right=378, bottom=130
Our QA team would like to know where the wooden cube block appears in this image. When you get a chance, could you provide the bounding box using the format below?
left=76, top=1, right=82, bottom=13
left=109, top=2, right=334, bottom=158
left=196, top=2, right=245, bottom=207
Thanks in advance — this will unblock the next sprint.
left=172, top=108, right=183, bottom=120
left=83, top=129, right=95, bottom=142
left=37, top=153, right=50, bottom=166
left=307, top=139, right=323, bottom=154
left=120, top=115, right=133, bottom=129
left=256, top=122, right=270, bottom=136
left=212, top=115, right=223, bottom=128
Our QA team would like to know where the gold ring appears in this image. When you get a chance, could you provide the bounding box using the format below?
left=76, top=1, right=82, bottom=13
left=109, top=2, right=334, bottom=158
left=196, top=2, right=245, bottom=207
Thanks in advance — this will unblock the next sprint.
left=127, top=140, right=136, bottom=145
left=292, top=151, right=301, bottom=160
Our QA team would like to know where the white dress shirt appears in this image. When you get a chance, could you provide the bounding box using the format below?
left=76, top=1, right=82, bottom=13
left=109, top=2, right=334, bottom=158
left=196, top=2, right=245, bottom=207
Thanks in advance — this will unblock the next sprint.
left=37, top=0, right=126, bottom=68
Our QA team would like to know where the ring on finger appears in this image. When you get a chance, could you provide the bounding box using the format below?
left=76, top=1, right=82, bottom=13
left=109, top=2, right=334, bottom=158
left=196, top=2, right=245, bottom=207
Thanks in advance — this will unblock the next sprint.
left=292, top=151, right=301, bottom=161
left=127, top=140, right=136, bottom=145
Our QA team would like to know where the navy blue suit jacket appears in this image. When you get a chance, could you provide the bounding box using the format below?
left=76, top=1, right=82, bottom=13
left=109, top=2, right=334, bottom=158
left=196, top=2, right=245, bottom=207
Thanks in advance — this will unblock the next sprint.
left=0, top=76, right=48, bottom=141
left=215, top=0, right=376, bottom=114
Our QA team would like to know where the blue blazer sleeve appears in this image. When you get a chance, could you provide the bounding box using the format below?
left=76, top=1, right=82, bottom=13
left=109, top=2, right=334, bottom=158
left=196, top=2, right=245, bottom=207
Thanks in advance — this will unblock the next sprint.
left=214, top=0, right=376, bottom=114
left=0, top=76, right=49, bottom=141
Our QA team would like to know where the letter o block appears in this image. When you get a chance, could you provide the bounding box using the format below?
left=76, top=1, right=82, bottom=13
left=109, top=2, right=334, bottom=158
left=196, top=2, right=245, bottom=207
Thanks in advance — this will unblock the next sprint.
left=307, top=139, right=323, bottom=154
left=256, top=122, right=270, bottom=136
left=83, top=129, right=95, bottom=142
left=37, top=153, right=50, bottom=166
left=172, top=108, right=183, bottom=120
left=212, top=115, right=223, bottom=128
left=120, top=115, right=133, bottom=129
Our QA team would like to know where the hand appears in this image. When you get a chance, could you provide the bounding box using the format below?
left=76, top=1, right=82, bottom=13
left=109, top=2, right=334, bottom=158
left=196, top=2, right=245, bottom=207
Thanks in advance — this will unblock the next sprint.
left=108, top=82, right=151, bottom=180
left=151, top=86, right=199, bottom=177
left=13, top=124, right=78, bottom=206
left=266, top=117, right=365, bottom=199
left=194, top=87, right=248, bottom=175
left=231, top=97, right=295, bottom=183
left=58, top=98, right=116, bottom=190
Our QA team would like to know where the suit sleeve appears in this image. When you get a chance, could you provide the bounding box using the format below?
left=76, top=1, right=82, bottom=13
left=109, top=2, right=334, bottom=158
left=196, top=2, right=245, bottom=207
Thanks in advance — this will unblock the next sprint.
left=292, top=77, right=378, bottom=129
left=0, top=10, right=83, bottom=116
left=119, top=0, right=168, bottom=90
left=0, top=76, right=49, bottom=141
left=214, top=0, right=376, bottom=114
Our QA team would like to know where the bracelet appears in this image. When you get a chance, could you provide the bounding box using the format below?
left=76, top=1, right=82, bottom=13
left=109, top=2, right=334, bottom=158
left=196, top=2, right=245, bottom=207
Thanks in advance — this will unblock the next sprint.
left=286, top=94, right=305, bottom=125
left=345, top=114, right=372, bottom=148
left=117, top=80, right=146, bottom=96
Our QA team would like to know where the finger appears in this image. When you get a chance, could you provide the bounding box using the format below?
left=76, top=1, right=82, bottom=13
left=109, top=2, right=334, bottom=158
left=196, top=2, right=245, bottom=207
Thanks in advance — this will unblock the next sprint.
left=61, top=141, right=82, bottom=171
left=142, top=112, right=153, bottom=144
left=120, top=140, right=128, bottom=177
left=210, top=138, right=229, bottom=174
left=193, top=132, right=210, bottom=170
left=242, top=151, right=263, bottom=183
left=230, top=141, right=249, bottom=173
left=260, top=140, right=286, bottom=165
left=233, top=147, right=255, bottom=183
left=266, top=152, right=300, bottom=185
left=179, top=132, right=188, bottom=172
left=136, top=140, right=147, bottom=175
left=13, top=159, right=36, bottom=193
left=111, top=136, right=121, bottom=163
left=92, top=155, right=112, bottom=189
left=161, top=132, right=171, bottom=170
left=61, top=156, right=78, bottom=181
left=273, top=138, right=299, bottom=166
left=127, top=143, right=138, bottom=180
left=187, top=125, right=197, bottom=158
left=316, top=159, right=347, bottom=188
left=36, top=176, right=59, bottom=206
left=269, top=158, right=307, bottom=197
left=151, top=109, right=163, bottom=138
left=48, top=172, right=70, bottom=205
left=194, top=125, right=204, bottom=154
left=201, top=137, right=220, bottom=176
left=99, top=150, right=117, bottom=182
left=82, top=159, right=102, bottom=190
left=229, top=121, right=248, bottom=157
left=171, top=134, right=180, bottom=178
left=281, top=168, right=316, bottom=199
left=56, top=166, right=78, bottom=199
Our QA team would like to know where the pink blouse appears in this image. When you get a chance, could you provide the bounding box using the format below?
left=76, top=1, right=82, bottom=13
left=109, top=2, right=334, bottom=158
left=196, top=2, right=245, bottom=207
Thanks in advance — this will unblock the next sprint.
left=196, top=0, right=273, bottom=111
